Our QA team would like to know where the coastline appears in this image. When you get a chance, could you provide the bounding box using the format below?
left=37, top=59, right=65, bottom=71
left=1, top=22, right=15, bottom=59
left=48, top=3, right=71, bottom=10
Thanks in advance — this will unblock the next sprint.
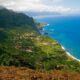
left=61, top=45, right=80, bottom=62
left=38, top=23, right=50, bottom=34
left=39, top=22, right=80, bottom=62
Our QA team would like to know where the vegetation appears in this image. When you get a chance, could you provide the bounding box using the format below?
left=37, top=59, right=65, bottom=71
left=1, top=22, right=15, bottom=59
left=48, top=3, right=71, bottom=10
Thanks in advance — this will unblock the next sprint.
left=0, top=66, right=80, bottom=80
left=0, top=8, right=35, bottom=28
left=0, top=8, right=80, bottom=78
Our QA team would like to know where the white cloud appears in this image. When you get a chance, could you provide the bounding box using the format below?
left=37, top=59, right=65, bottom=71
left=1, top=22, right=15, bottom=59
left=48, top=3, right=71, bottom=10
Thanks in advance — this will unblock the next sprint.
left=0, top=0, right=80, bottom=14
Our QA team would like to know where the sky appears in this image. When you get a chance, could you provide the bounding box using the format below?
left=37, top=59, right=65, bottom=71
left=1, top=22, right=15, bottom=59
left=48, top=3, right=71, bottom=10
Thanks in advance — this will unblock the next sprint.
left=0, top=0, right=80, bottom=14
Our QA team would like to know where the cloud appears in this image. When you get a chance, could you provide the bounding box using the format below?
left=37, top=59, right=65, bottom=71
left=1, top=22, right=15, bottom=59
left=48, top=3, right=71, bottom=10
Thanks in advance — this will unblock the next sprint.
left=0, top=0, right=80, bottom=14
left=40, top=0, right=63, bottom=5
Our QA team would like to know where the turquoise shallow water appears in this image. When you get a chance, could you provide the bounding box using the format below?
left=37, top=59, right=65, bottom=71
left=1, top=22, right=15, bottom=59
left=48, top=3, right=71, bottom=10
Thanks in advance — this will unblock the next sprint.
left=36, top=15, right=80, bottom=59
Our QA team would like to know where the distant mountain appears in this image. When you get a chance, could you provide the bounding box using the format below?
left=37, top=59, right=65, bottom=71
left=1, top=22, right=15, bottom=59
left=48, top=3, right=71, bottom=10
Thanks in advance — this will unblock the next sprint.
left=0, top=8, right=35, bottom=28
left=25, top=11, right=61, bottom=17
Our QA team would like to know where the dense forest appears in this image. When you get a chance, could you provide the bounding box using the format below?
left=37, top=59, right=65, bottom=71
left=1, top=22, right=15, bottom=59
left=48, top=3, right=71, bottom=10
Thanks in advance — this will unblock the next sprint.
left=0, top=7, right=80, bottom=80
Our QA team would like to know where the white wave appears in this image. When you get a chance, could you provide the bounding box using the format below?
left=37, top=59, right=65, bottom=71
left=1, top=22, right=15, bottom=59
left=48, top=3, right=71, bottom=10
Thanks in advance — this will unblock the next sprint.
left=47, top=24, right=50, bottom=26
left=61, top=45, right=80, bottom=62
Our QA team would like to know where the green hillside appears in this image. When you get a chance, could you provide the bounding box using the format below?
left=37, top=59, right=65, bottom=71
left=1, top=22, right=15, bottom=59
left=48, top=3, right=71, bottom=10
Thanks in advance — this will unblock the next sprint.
left=0, top=8, right=80, bottom=72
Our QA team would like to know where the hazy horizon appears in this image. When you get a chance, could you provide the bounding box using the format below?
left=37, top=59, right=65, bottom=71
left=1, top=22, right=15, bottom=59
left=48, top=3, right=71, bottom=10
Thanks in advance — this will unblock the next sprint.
left=0, top=0, right=80, bottom=15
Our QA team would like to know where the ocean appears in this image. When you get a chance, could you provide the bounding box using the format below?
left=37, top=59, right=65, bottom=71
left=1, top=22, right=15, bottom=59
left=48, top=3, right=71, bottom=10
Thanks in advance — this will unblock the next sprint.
left=36, top=15, right=80, bottom=60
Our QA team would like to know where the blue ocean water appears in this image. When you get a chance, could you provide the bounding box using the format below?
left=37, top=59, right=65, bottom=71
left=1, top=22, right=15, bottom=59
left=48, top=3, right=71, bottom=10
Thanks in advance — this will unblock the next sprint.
left=36, top=15, right=80, bottom=59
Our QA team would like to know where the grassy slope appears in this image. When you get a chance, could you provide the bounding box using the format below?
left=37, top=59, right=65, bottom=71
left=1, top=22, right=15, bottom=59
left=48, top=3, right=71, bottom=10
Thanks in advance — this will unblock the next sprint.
left=0, top=8, right=80, bottom=79
left=1, top=26, right=80, bottom=72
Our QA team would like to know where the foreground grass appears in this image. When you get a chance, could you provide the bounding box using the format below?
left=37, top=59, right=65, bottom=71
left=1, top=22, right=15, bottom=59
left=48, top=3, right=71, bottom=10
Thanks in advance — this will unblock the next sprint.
left=0, top=66, right=80, bottom=80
